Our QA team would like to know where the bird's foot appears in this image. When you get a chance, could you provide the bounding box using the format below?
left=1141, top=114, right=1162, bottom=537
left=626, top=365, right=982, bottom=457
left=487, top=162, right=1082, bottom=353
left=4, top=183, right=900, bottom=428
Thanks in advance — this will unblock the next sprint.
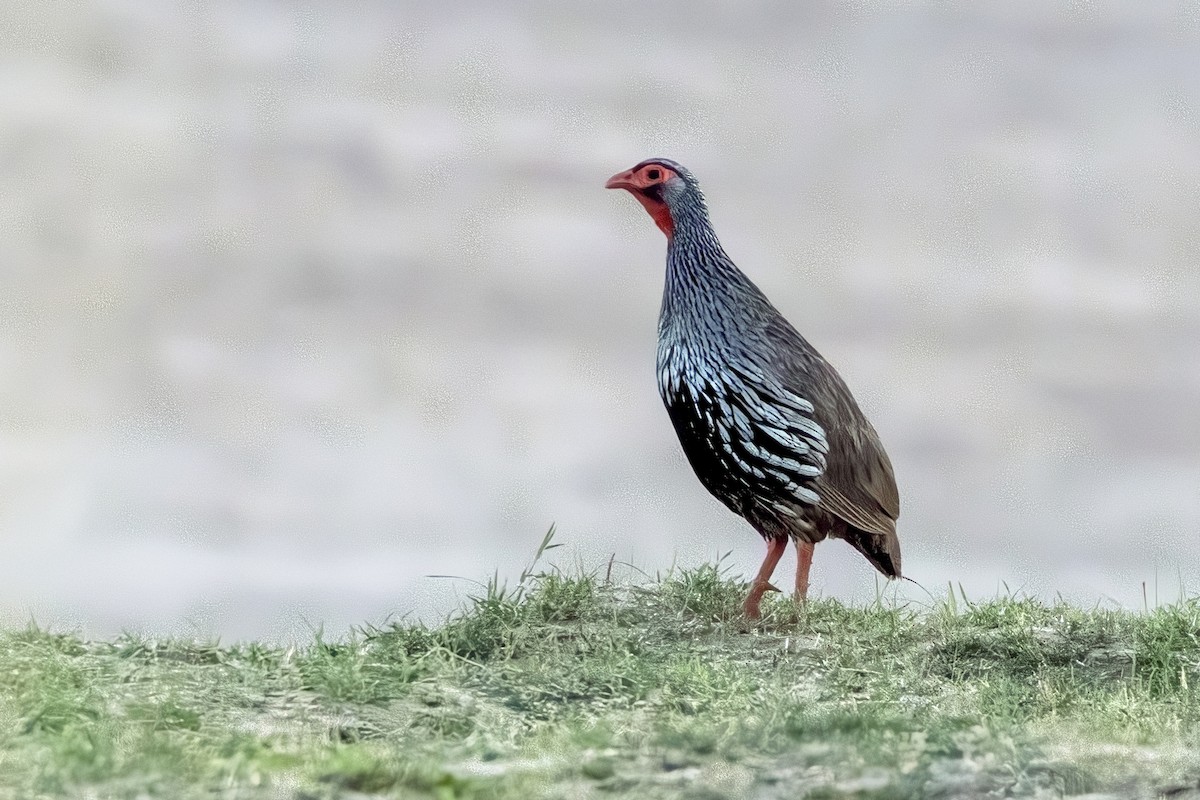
left=742, top=580, right=781, bottom=620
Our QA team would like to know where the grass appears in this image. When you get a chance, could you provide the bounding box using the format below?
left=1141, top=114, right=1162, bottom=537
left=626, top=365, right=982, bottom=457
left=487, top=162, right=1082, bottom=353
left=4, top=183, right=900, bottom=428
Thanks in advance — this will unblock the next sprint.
left=2, top=539, right=1199, bottom=798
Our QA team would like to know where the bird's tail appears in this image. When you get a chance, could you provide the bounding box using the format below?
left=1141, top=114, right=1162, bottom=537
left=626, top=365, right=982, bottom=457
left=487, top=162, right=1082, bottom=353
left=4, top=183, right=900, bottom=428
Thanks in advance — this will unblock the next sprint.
left=846, top=528, right=902, bottom=579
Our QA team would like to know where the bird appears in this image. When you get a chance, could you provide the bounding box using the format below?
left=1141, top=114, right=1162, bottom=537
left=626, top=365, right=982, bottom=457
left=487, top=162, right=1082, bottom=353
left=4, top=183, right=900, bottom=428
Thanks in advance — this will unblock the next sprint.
left=605, top=158, right=901, bottom=619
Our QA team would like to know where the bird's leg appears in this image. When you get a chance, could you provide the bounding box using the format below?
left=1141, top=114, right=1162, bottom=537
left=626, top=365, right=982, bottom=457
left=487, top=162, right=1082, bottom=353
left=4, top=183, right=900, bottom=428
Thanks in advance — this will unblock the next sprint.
left=794, top=541, right=814, bottom=602
left=743, top=537, right=787, bottom=620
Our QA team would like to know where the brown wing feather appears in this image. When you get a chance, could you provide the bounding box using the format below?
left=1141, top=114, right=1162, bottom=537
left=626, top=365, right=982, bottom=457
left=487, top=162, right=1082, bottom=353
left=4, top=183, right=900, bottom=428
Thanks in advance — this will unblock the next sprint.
left=758, top=306, right=902, bottom=571
left=817, top=414, right=902, bottom=577
left=817, top=419, right=899, bottom=536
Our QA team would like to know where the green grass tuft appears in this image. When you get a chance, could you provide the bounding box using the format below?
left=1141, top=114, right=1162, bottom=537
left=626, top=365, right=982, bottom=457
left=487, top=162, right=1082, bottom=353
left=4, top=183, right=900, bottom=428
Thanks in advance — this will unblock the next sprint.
left=1, top=545, right=1198, bottom=798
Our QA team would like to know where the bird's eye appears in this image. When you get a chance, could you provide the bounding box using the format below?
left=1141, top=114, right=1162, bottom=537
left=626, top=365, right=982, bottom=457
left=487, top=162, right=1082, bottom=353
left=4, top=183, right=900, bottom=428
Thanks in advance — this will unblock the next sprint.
left=647, top=169, right=661, bottom=180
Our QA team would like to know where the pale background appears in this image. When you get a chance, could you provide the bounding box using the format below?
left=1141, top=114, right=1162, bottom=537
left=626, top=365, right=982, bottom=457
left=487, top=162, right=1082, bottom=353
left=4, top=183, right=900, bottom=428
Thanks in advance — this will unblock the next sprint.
left=2, top=1, right=1197, bottom=640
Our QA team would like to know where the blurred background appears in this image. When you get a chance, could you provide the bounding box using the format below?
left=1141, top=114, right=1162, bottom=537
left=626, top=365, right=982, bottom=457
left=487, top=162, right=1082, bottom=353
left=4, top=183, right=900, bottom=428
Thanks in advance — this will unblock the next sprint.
left=2, top=1, right=1198, bottom=641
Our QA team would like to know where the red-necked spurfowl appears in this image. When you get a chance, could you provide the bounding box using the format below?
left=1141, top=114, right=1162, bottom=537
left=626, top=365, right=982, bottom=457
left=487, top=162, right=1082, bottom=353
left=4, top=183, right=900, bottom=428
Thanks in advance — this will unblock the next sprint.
left=606, top=158, right=901, bottom=619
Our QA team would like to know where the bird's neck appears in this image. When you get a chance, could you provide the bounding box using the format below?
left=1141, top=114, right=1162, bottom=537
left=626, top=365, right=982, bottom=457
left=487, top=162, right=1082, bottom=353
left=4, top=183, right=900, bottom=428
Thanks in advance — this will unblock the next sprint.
left=660, top=205, right=762, bottom=339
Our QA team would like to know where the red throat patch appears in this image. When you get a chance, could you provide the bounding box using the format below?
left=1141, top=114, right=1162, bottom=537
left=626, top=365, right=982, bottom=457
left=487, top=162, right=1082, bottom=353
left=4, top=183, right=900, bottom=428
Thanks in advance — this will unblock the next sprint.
left=632, top=192, right=674, bottom=239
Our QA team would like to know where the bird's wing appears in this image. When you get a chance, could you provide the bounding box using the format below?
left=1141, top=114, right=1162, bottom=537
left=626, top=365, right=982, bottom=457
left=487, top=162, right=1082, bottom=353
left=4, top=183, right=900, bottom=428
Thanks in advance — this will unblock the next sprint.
left=816, top=420, right=899, bottom=537
left=752, top=313, right=901, bottom=537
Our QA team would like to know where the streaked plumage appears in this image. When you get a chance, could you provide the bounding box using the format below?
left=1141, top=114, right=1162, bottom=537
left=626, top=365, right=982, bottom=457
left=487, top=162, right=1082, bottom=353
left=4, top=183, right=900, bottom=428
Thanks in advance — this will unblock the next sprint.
left=606, top=158, right=901, bottom=618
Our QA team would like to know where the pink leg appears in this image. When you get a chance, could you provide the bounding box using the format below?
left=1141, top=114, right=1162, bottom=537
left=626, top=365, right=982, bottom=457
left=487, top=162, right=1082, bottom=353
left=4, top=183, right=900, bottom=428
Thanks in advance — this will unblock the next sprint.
left=794, top=541, right=814, bottom=601
left=743, top=538, right=787, bottom=619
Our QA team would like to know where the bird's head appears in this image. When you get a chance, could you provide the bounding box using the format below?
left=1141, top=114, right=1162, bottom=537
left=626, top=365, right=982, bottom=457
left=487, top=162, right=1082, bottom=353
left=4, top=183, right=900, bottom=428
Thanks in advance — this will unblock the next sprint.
left=605, top=158, right=701, bottom=239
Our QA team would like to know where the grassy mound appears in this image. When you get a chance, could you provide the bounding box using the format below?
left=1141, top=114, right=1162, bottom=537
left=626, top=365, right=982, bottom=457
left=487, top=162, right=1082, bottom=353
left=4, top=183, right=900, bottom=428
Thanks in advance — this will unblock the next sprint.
left=2, top=549, right=1199, bottom=798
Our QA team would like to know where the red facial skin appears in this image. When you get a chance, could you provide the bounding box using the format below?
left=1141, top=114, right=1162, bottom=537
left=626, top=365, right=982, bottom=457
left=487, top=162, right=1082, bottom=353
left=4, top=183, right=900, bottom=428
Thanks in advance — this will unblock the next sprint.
left=605, top=163, right=680, bottom=239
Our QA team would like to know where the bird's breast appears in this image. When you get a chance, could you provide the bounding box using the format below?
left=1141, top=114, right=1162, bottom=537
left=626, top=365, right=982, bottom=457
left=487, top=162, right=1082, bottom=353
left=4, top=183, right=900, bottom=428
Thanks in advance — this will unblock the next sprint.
left=656, top=341, right=828, bottom=516
left=656, top=337, right=714, bottom=406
